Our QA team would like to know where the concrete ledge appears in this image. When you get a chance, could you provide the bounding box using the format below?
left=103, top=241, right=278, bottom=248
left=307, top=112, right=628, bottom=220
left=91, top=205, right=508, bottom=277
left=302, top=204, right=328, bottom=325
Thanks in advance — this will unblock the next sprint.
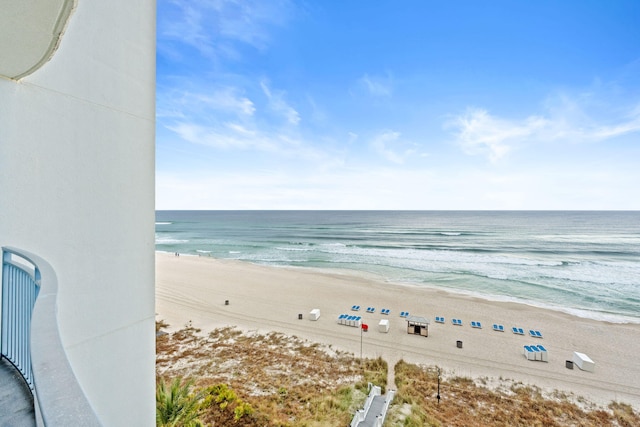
left=3, top=247, right=100, bottom=426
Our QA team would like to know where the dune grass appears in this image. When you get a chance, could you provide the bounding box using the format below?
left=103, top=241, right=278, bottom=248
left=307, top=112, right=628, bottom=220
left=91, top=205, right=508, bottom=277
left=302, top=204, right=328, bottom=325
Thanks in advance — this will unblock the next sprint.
left=156, top=322, right=638, bottom=426
left=391, top=360, right=640, bottom=426
left=156, top=322, right=387, bottom=426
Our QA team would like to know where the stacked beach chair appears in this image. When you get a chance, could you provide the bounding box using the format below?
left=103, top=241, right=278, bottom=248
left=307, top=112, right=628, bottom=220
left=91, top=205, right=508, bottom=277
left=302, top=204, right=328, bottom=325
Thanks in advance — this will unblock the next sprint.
left=524, top=344, right=548, bottom=362
left=337, top=313, right=362, bottom=328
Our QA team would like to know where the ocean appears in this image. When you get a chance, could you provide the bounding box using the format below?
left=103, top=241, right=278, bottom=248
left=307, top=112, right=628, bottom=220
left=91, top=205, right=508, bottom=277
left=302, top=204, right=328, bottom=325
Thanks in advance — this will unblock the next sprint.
left=155, top=211, right=640, bottom=324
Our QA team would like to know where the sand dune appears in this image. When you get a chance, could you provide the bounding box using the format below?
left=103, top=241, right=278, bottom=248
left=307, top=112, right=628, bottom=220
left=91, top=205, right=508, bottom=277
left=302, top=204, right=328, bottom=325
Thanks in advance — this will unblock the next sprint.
left=156, top=252, right=640, bottom=409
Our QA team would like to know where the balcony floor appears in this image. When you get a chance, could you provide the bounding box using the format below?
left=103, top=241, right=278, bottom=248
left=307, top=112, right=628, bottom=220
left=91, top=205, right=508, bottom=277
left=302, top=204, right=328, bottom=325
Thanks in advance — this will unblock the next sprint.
left=0, top=357, right=35, bottom=427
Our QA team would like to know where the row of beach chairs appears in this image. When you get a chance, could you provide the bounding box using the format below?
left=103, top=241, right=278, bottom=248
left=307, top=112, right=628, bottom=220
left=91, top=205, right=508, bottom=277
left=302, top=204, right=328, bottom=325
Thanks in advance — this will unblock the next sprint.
left=524, top=344, right=548, bottom=362
left=350, top=306, right=543, bottom=338
left=511, top=327, right=543, bottom=338
left=351, top=306, right=393, bottom=315
left=434, top=317, right=543, bottom=337
left=337, top=314, right=362, bottom=327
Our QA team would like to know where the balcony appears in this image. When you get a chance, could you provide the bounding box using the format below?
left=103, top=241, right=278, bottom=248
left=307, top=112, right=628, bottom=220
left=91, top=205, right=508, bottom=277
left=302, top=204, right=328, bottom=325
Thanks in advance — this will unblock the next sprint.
left=1, top=247, right=100, bottom=426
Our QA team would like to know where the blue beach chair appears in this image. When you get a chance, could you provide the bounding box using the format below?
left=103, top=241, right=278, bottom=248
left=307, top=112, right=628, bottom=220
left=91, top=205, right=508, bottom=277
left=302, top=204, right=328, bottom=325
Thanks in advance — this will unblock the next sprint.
left=435, top=316, right=445, bottom=323
left=351, top=305, right=360, bottom=311
left=471, top=321, right=482, bottom=329
left=529, top=330, right=543, bottom=338
left=366, top=307, right=375, bottom=313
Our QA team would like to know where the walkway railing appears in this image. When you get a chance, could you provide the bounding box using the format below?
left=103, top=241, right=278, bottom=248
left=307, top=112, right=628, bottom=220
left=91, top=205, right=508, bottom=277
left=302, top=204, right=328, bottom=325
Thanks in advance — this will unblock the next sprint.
left=1, top=248, right=39, bottom=390
left=1, top=247, right=100, bottom=426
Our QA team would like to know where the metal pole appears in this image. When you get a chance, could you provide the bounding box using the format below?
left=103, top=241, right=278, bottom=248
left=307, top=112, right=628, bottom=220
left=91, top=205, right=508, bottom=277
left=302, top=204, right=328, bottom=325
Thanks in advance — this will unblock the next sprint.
left=360, top=325, right=363, bottom=363
left=437, top=367, right=441, bottom=404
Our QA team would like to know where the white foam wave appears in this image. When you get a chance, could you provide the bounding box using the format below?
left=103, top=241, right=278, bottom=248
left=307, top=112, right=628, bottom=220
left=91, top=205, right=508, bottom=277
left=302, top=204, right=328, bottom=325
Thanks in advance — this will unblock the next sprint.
left=155, top=237, right=188, bottom=244
left=155, top=222, right=172, bottom=225
left=276, top=246, right=313, bottom=252
left=196, top=250, right=212, bottom=253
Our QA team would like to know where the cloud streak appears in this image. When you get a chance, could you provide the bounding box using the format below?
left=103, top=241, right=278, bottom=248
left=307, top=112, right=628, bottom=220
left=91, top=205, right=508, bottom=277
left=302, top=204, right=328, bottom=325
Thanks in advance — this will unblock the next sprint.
left=358, top=73, right=393, bottom=97
left=260, top=81, right=301, bottom=125
left=158, top=0, right=294, bottom=59
left=447, top=99, right=640, bottom=163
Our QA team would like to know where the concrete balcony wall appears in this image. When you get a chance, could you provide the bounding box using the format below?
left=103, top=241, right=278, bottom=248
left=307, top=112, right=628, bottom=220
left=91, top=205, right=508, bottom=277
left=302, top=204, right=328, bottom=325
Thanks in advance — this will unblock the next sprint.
left=0, top=1, right=156, bottom=425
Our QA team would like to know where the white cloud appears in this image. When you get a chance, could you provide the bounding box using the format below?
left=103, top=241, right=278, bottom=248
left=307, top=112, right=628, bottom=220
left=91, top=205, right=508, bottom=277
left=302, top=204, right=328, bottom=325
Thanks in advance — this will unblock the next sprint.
left=158, top=0, right=294, bottom=58
left=157, top=86, right=255, bottom=119
left=446, top=108, right=548, bottom=163
left=358, top=73, right=393, bottom=97
left=260, top=81, right=301, bottom=125
left=447, top=99, right=640, bottom=163
left=370, top=131, right=406, bottom=164
left=167, top=122, right=273, bottom=150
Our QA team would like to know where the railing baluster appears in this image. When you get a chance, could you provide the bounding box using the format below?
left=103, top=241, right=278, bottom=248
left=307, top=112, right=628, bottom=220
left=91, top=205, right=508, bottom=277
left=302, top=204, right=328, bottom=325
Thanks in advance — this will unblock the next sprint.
left=1, top=251, right=39, bottom=391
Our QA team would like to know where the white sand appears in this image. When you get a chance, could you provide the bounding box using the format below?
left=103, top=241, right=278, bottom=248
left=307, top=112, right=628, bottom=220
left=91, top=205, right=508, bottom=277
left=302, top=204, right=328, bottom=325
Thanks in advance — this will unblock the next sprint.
left=156, top=252, right=640, bottom=409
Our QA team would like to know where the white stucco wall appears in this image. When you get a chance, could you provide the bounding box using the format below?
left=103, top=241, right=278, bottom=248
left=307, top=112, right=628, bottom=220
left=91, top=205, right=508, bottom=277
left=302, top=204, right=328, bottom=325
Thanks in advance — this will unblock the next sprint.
left=0, top=1, right=156, bottom=425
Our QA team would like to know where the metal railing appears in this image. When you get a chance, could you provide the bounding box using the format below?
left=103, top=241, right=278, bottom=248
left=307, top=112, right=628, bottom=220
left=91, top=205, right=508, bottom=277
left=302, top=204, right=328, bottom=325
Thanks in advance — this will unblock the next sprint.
left=1, top=248, right=39, bottom=390
left=1, top=247, right=101, bottom=426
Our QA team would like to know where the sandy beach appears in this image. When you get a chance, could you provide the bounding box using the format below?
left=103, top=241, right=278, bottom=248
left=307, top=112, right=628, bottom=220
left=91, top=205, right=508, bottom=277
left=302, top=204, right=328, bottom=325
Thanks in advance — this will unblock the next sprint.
left=156, top=252, right=640, bottom=409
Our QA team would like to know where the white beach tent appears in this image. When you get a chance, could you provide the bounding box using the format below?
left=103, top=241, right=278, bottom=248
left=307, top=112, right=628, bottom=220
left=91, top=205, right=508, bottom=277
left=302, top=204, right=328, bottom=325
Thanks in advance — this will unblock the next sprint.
left=378, top=319, right=390, bottom=333
left=309, top=309, right=320, bottom=321
left=573, top=352, right=595, bottom=372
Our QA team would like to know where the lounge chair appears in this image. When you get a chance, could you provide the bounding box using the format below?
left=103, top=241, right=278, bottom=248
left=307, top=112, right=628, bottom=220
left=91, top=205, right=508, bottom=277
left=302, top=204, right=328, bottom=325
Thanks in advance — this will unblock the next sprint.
left=471, top=321, right=482, bottom=329
left=452, top=318, right=462, bottom=325
left=435, top=316, right=445, bottom=323
left=531, top=345, right=541, bottom=361
left=400, top=311, right=409, bottom=318
left=534, top=330, right=543, bottom=338
left=536, top=344, right=548, bottom=362
left=492, top=324, right=504, bottom=332
left=351, top=305, right=360, bottom=311
left=381, top=308, right=390, bottom=315
left=366, top=307, right=375, bottom=313
left=523, top=345, right=536, bottom=361
left=512, top=327, right=524, bottom=335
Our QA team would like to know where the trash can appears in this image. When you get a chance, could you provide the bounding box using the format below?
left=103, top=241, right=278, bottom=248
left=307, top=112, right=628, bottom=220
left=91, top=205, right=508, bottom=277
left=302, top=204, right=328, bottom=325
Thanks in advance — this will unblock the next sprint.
left=298, top=313, right=303, bottom=320
left=565, top=360, right=574, bottom=370
left=225, top=300, right=229, bottom=305
left=456, top=340, right=463, bottom=348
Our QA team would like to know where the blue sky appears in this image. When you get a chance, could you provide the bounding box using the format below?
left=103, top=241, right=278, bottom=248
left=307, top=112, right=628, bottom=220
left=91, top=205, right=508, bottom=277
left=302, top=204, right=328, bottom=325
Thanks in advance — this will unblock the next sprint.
left=156, top=1, right=640, bottom=210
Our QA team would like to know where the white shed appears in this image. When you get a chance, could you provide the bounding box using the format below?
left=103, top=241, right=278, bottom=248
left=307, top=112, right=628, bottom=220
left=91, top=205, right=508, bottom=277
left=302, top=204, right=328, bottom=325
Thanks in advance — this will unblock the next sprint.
left=378, top=319, right=390, bottom=333
left=309, top=309, right=321, bottom=321
left=573, top=352, right=595, bottom=372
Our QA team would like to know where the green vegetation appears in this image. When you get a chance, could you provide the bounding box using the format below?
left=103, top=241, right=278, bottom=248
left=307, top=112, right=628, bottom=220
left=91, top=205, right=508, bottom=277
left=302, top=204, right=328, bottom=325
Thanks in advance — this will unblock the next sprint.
left=156, top=322, right=639, bottom=426
left=156, top=377, right=203, bottom=427
left=156, top=322, right=387, bottom=426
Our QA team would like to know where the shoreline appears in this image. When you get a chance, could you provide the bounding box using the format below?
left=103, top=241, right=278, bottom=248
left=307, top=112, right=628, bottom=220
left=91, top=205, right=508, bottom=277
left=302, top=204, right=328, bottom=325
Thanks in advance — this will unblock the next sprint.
left=155, top=251, right=640, bottom=409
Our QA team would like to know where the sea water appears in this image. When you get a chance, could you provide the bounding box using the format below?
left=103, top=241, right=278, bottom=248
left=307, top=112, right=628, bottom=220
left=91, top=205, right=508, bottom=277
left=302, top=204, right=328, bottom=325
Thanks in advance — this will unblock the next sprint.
left=155, top=211, right=640, bottom=323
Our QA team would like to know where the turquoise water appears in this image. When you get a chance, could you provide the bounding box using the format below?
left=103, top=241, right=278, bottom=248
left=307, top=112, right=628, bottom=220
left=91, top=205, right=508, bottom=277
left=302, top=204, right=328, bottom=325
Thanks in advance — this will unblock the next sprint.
left=155, top=211, right=640, bottom=323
